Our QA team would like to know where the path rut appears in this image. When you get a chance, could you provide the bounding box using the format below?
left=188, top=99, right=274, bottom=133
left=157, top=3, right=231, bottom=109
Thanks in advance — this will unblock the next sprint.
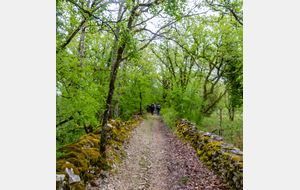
left=97, top=114, right=229, bottom=190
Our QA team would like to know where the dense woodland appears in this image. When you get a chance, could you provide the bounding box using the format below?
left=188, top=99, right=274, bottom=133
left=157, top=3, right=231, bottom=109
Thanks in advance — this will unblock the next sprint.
left=56, top=0, right=243, bottom=158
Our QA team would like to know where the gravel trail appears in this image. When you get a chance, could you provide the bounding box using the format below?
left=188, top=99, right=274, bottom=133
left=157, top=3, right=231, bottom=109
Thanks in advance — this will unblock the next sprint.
left=98, top=114, right=229, bottom=190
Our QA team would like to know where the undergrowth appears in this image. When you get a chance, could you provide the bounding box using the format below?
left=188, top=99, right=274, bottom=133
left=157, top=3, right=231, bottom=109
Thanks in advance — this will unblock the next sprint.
left=199, top=111, right=243, bottom=150
left=56, top=122, right=89, bottom=158
left=162, top=108, right=178, bottom=131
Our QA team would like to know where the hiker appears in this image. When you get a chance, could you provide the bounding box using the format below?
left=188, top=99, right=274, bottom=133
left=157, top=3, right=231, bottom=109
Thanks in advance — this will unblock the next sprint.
left=157, top=104, right=161, bottom=115
left=153, top=103, right=156, bottom=114
left=146, top=104, right=150, bottom=113
left=150, top=103, right=155, bottom=115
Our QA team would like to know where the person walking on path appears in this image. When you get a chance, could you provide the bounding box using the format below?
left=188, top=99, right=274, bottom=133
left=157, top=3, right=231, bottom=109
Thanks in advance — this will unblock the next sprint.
left=157, top=104, right=161, bottom=115
left=147, top=104, right=150, bottom=113
left=153, top=103, right=156, bottom=114
left=150, top=103, right=155, bottom=115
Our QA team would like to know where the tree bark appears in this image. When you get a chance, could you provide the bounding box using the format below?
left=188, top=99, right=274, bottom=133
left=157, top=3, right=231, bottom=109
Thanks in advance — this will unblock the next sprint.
left=231, top=108, right=235, bottom=121
left=110, top=1, right=124, bottom=75
left=114, top=61, right=126, bottom=118
left=140, top=91, right=142, bottom=115
left=78, top=22, right=87, bottom=67
left=219, top=107, right=222, bottom=136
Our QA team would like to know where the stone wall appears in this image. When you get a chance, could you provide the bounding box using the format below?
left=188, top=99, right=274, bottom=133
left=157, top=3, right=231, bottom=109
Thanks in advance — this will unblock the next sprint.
left=175, top=119, right=243, bottom=190
left=56, top=114, right=143, bottom=190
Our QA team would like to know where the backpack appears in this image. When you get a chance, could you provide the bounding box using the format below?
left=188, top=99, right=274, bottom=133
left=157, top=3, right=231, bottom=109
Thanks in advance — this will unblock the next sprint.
left=157, top=105, right=161, bottom=109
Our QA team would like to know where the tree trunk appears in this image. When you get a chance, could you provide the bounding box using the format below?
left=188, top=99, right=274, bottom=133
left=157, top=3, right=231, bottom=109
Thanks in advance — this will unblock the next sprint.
left=228, top=108, right=232, bottom=120
left=99, top=43, right=126, bottom=165
left=231, top=108, right=235, bottom=121
left=219, top=107, right=222, bottom=136
left=78, top=22, right=87, bottom=67
left=114, top=61, right=126, bottom=118
left=110, top=2, right=124, bottom=75
left=140, top=92, right=142, bottom=115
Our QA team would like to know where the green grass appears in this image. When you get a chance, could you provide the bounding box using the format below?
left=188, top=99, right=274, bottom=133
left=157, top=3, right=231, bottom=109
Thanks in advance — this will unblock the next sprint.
left=182, top=177, right=189, bottom=182
left=163, top=108, right=178, bottom=131
left=159, top=116, right=163, bottom=122
left=199, top=111, right=243, bottom=150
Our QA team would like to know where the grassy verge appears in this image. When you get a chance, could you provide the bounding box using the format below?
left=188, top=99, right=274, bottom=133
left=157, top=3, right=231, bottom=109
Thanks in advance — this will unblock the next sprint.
left=199, top=112, right=243, bottom=150
left=161, top=108, right=178, bottom=131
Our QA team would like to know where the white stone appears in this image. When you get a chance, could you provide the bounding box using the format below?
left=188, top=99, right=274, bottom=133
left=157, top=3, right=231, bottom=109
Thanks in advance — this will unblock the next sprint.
left=65, top=167, right=80, bottom=184
left=93, top=178, right=102, bottom=186
left=58, top=181, right=66, bottom=190
left=86, top=183, right=91, bottom=189
left=56, top=174, right=65, bottom=181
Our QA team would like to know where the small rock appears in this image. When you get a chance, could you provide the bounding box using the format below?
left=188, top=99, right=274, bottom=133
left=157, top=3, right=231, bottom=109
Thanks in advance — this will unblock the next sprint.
left=114, top=145, right=120, bottom=150
left=56, top=174, right=65, bottom=181
left=58, top=181, right=67, bottom=190
left=104, top=171, right=109, bottom=178
left=93, top=178, right=103, bottom=186
left=65, top=168, right=80, bottom=184
left=104, top=178, right=109, bottom=183
left=211, top=134, right=223, bottom=141
left=86, top=183, right=91, bottom=189
left=203, top=132, right=212, bottom=137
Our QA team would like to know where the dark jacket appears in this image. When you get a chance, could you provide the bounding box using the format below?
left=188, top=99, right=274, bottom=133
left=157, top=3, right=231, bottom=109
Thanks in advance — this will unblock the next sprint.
left=150, top=104, right=155, bottom=111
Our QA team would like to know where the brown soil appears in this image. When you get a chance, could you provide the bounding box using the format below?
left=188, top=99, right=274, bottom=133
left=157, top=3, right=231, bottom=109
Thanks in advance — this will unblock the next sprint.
left=97, top=114, right=229, bottom=190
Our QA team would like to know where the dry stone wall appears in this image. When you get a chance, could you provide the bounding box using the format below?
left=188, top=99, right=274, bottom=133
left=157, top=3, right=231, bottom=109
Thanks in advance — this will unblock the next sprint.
left=175, top=119, right=243, bottom=190
left=56, top=114, right=143, bottom=190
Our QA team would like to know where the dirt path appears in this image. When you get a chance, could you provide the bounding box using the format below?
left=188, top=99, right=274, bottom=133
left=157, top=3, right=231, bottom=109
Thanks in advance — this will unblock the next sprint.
left=98, top=114, right=229, bottom=190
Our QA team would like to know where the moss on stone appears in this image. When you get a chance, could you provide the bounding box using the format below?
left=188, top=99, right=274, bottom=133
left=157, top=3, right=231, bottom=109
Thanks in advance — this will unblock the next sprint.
left=56, top=113, right=144, bottom=189
left=56, top=160, right=66, bottom=170
left=83, top=172, right=96, bottom=183
left=232, top=156, right=243, bottom=162
left=66, top=158, right=82, bottom=167
left=59, top=144, right=83, bottom=154
left=59, top=152, right=79, bottom=160
left=72, top=182, right=85, bottom=190
left=61, top=163, right=80, bottom=175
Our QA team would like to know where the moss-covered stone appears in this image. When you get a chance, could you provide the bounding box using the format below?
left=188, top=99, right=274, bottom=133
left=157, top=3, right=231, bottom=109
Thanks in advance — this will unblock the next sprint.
left=61, top=163, right=80, bottom=175
left=72, top=182, right=85, bottom=190
left=59, top=152, right=79, bottom=160
left=66, top=158, right=82, bottom=167
left=56, top=112, right=144, bottom=189
left=56, top=160, right=66, bottom=170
